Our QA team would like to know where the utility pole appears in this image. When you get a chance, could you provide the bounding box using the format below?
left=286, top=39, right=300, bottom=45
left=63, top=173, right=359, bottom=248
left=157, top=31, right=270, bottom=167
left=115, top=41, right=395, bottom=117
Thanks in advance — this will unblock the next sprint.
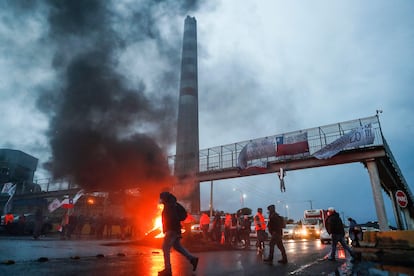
left=210, top=180, right=213, bottom=217
left=233, top=188, right=245, bottom=208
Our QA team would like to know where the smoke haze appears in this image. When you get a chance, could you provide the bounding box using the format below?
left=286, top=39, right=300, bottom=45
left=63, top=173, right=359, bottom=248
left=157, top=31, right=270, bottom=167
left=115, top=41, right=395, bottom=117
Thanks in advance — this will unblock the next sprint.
left=32, top=0, right=203, bottom=192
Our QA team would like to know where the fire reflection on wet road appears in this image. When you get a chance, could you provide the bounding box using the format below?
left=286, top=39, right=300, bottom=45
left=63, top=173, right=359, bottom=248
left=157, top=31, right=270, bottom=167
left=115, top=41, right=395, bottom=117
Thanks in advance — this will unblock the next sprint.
left=1, top=237, right=410, bottom=275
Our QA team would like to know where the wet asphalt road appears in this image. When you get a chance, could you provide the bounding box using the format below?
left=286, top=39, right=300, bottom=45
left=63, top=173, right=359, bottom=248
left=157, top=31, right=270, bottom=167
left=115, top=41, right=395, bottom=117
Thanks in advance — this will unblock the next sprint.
left=0, top=235, right=401, bottom=275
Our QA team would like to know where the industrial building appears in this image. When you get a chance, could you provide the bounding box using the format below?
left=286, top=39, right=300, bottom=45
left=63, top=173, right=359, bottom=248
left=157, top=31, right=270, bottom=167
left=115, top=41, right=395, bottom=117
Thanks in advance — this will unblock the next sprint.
left=0, top=149, right=41, bottom=195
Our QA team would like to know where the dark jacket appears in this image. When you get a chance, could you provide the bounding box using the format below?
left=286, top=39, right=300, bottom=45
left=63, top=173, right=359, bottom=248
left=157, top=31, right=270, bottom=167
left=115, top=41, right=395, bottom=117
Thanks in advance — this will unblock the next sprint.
left=267, top=211, right=284, bottom=236
left=240, top=217, right=251, bottom=232
left=325, top=212, right=345, bottom=235
left=213, top=214, right=222, bottom=230
left=161, top=193, right=182, bottom=234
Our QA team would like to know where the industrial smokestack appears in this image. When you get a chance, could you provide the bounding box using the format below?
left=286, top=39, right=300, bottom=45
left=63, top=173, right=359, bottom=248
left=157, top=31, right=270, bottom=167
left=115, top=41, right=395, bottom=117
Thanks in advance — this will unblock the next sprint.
left=174, top=16, right=200, bottom=213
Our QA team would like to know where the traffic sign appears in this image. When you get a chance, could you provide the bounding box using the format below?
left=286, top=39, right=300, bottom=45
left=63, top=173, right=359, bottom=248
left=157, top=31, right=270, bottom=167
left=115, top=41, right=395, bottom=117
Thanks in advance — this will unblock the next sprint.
left=396, top=190, right=408, bottom=208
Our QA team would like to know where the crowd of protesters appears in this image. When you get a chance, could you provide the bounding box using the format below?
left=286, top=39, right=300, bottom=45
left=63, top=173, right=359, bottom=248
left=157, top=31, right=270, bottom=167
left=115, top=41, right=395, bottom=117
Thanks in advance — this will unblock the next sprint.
left=57, top=210, right=135, bottom=240
left=186, top=206, right=358, bottom=265
left=1, top=208, right=137, bottom=241
left=193, top=210, right=252, bottom=249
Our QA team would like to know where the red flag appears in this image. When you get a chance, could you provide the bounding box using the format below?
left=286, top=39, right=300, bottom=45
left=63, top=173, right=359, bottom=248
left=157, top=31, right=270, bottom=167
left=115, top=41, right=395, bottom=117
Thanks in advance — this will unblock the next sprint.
left=60, top=198, right=74, bottom=209
left=276, top=132, right=309, bottom=156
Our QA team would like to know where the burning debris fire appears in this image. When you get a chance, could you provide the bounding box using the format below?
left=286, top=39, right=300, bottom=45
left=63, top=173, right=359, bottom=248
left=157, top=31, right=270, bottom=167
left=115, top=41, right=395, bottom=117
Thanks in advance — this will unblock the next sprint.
left=145, top=204, right=165, bottom=239
left=144, top=202, right=189, bottom=240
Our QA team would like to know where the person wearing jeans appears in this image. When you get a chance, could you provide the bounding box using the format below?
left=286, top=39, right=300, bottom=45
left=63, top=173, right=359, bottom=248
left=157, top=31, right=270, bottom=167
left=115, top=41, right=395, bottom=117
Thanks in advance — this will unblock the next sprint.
left=158, top=192, right=199, bottom=276
left=325, top=207, right=355, bottom=261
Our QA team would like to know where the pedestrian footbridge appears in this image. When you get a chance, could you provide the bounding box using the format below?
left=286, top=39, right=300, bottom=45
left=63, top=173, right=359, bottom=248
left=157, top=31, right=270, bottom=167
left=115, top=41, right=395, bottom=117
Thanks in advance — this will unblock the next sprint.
left=171, top=115, right=413, bottom=231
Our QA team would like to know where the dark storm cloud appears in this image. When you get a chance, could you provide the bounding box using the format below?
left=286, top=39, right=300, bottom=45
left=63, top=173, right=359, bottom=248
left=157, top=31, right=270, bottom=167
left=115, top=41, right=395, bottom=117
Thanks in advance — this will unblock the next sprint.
left=33, top=0, right=204, bottom=191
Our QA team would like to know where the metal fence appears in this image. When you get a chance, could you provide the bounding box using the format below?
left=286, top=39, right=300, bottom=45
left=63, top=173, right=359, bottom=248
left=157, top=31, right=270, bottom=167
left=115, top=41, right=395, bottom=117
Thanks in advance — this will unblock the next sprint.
left=39, top=116, right=383, bottom=191
left=169, top=115, right=383, bottom=174
left=34, top=178, right=79, bottom=193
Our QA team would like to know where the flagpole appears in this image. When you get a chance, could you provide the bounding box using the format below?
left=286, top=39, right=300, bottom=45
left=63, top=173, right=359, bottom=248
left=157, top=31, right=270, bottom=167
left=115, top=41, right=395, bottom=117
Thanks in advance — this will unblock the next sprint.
left=2, top=184, right=16, bottom=215
left=3, top=194, right=14, bottom=215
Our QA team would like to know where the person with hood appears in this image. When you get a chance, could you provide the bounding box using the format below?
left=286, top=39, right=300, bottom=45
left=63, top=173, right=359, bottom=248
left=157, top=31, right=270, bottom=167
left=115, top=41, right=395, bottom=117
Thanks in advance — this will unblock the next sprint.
left=325, top=207, right=355, bottom=261
left=212, top=211, right=222, bottom=243
left=264, top=204, right=287, bottom=264
left=158, top=192, right=199, bottom=276
left=240, top=215, right=251, bottom=249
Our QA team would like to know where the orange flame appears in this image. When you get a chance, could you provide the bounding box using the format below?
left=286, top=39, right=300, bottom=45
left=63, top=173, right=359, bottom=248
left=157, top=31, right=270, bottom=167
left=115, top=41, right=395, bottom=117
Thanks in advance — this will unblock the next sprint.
left=338, top=248, right=346, bottom=259
left=144, top=203, right=189, bottom=239
left=145, top=204, right=165, bottom=238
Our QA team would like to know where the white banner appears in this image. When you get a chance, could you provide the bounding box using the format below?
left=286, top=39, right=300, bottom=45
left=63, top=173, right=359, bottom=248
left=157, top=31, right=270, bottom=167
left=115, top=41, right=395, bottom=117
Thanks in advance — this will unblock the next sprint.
left=7, top=184, right=16, bottom=197
left=1, top=183, right=14, bottom=195
left=313, top=124, right=375, bottom=159
left=238, top=138, right=276, bottom=169
left=245, top=138, right=276, bottom=160
left=2, top=184, right=16, bottom=214
left=73, top=189, right=84, bottom=204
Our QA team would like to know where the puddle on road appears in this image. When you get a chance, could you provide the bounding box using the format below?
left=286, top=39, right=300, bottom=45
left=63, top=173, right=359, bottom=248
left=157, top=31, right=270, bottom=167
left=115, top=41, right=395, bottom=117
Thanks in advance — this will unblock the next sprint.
left=335, top=261, right=414, bottom=275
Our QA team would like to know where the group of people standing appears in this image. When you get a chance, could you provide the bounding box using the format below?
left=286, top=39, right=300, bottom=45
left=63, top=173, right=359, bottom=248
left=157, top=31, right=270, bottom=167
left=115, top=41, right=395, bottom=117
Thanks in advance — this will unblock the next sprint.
left=255, top=205, right=357, bottom=264
left=157, top=191, right=357, bottom=276
left=58, top=210, right=131, bottom=240
left=199, top=211, right=251, bottom=248
left=2, top=209, right=44, bottom=237
left=156, top=193, right=291, bottom=276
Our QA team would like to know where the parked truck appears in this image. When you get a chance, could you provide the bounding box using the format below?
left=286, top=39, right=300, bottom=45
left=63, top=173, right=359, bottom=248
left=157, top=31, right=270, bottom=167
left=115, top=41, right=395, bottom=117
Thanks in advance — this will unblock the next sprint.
left=300, top=209, right=328, bottom=239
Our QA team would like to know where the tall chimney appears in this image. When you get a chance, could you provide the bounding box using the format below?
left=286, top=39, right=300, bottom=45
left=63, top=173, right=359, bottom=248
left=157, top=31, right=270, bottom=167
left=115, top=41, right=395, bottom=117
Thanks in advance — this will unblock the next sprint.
left=175, top=16, right=200, bottom=213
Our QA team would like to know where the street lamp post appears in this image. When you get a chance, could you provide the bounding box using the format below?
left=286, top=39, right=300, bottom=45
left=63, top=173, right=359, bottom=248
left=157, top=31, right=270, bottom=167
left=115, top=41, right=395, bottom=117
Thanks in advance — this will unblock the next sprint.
left=276, top=200, right=290, bottom=219
left=286, top=204, right=289, bottom=219
left=233, top=188, right=245, bottom=208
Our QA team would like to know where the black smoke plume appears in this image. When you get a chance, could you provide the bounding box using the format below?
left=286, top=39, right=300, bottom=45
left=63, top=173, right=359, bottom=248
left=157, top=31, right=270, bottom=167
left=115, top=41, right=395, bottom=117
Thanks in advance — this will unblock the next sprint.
left=35, top=0, right=203, bottom=192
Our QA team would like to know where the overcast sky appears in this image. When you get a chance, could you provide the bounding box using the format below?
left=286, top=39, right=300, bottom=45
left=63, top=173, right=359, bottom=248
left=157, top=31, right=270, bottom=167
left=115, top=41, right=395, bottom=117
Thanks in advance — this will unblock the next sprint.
left=1, top=1, right=413, bottom=224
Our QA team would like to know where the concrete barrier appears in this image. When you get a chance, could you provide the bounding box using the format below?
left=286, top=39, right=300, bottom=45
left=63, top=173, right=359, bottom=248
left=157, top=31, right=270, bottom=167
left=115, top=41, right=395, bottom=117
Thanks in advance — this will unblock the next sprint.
left=356, top=230, right=414, bottom=266
left=360, top=230, right=414, bottom=249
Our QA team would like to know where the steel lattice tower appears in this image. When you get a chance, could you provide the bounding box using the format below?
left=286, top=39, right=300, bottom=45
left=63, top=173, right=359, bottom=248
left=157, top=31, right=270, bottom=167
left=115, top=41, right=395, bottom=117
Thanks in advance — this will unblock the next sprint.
left=175, top=16, right=200, bottom=213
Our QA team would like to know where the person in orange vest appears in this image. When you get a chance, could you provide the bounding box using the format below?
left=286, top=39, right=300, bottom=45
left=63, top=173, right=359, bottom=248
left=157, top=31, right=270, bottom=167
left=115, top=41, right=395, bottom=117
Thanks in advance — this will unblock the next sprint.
left=199, top=212, right=210, bottom=242
left=254, top=208, right=267, bottom=254
left=224, top=213, right=232, bottom=244
left=4, top=212, right=14, bottom=224
left=182, top=213, right=196, bottom=241
left=4, top=212, right=14, bottom=234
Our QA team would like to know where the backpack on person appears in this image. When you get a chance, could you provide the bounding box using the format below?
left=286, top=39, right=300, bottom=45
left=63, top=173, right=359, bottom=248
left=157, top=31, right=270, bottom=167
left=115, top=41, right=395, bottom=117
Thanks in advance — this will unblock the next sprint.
left=176, top=202, right=188, bottom=221
left=278, top=214, right=286, bottom=229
